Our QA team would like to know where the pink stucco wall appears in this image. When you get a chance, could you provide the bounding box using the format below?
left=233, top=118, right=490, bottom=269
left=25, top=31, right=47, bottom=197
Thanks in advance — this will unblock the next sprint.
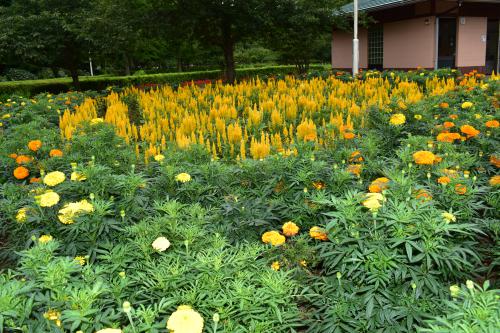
left=383, top=17, right=436, bottom=69
left=331, top=29, right=368, bottom=69
left=456, top=17, right=487, bottom=67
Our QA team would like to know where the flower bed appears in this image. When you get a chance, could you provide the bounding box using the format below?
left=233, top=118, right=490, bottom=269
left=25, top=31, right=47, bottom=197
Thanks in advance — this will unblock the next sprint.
left=0, top=70, right=498, bottom=332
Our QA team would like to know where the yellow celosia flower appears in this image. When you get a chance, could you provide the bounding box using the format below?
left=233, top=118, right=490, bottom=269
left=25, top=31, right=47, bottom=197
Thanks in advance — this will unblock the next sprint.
left=39, top=235, right=53, bottom=244
left=167, top=305, right=204, bottom=333
left=43, top=171, right=66, bottom=186
left=90, top=118, right=104, bottom=125
left=175, top=173, right=191, bottom=183
left=389, top=113, right=406, bottom=126
left=36, top=191, right=60, bottom=207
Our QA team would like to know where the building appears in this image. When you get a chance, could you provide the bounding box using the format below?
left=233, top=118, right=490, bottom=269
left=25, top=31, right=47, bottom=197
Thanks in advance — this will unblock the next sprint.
left=331, top=0, right=500, bottom=73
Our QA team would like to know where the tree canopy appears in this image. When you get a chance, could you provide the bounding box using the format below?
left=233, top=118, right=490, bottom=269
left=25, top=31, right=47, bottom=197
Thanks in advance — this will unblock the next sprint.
left=0, top=0, right=347, bottom=84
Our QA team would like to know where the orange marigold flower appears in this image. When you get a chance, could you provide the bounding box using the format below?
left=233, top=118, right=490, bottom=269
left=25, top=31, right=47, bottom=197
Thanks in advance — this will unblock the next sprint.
left=413, top=151, right=436, bottom=165
left=489, top=175, right=500, bottom=186
left=454, top=184, right=467, bottom=195
left=460, top=125, right=480, bottom=138
left=491, top=155, right=500, bottom=168
left=437, top=176, right=451, bottom=185
left=282, top=221, right=299, bottom=237
left=437, top=132, right=461, bottom=143
left=49, top=149, right=63, bottom=157
left=349, top=150, right=363, bottom=163
left=368, top=177, right=390, bottom=193
left=13, top=166, right=29, bottom=180
left=443, top=121, right=455, bottom=128
left=309, top=226, right=328, bottom=241
left=347, top=164, right=362, bottom=176
left=439, top=102, right=449, bottom=108
left=415, top=189, right=432, bottom=201
left=9, top=153, right=17, bottom=159
left=343, top=132, right=355, bottom=140
left=449, top=114, right=458, bottom=120
left=30, top=177, right=41, bottom=183
left=312, top=181, right=325, bottom=190
left=15, top=155, right=32, bottom=165
left=485, top=120, right=499, bottom=128
left=28, top=140, right=42, bottom=152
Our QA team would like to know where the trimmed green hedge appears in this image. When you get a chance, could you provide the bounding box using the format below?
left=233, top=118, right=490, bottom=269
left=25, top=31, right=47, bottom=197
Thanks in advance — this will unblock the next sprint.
left=0, top=65, right=329, bottom=96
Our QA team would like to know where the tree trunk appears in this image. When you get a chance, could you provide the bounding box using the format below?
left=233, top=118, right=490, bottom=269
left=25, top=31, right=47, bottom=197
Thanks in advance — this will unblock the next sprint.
left=222, top=21, right=236, bottom=83
left=70, top=68, right=80, bottom=89
left=124, top=53, right=131, bottom=76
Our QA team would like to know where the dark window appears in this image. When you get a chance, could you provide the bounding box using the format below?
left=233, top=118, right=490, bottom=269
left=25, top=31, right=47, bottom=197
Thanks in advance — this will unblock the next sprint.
left=437, top=18, right=457, bottom=69
left=368, top=26, right=383, bottom=70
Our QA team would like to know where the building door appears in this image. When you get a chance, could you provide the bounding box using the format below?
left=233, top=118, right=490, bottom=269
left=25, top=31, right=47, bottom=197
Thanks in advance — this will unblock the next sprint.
left=486, top=19, right=499, bottom=74
left=437, top=18, right=457, bottom=68
left=368, top=26, right=383, bottom=70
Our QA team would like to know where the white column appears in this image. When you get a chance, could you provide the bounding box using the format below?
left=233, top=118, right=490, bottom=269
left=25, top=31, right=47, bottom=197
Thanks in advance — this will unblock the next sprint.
left=353, top=0, right=359, bottom=75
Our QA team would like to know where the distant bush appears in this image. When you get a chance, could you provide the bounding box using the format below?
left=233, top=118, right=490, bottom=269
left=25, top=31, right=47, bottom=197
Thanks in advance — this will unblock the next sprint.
left=5, top=68, right=37, bottom=81
left=0, top=65, right=329, bottom=96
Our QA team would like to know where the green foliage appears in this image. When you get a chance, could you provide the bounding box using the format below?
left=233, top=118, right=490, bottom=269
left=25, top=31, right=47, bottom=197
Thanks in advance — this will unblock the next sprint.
left=418, top=281, right=500, bottom=333
left=0, top=65, right=329, bottom=96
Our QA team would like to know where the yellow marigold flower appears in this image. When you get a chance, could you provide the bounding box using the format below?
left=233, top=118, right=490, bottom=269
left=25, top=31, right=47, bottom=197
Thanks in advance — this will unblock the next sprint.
left=152, top=236, right=171, bottom=252
left=441, top=212, right=456, bottom=223
left=261, top=230, right=286, bottom=246
left=175, top=172, right=191, bottom=183
left=167, top=305, right=204, bottom=333
left=95, top=329, right=122, bottom=333
left=450, top=284, right=460, bottom=297
left=489, top=175, right=500, bottom=186
left=16, top=207, right=28, bottom=222
left=71, top=171, right=87, bottom=181
left=309, top=226, right=328, bottom=241
left=389, top=113, right=406, bottom=126
left=58, top=199, right=94, bottom=224
left=154, top=154, right=165, bottom=162
left=282, top=221, right=299, bottom=237
left=74, top=256, right=86, bottom=266
left=461, top=101, right=473, bottom=109
left=271, top=261, right=280, bottom=271
left=413, top=151, right=436, bottom=165
left=414, top=114, right=422, bottom=120
left=39, top=235, right=53, bottom=244
left=368, top=177, right=389, bottom=193
left=36, top=191, right=60, bottom=207
left=43, top=309, right=61, bottom=322
left=43, top=171, right=66, bottom=186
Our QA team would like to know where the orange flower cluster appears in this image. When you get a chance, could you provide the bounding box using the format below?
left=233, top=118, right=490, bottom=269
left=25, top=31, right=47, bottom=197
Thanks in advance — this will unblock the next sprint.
left=8, top=140, right=63, bottom=181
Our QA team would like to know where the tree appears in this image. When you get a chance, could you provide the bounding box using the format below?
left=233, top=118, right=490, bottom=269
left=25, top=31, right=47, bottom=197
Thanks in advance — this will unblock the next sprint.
left=262, top=0, right=347, bottom=73
left=0, top=0, right=92, bottom=87
left=164, top=0, right=267, bottom=83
